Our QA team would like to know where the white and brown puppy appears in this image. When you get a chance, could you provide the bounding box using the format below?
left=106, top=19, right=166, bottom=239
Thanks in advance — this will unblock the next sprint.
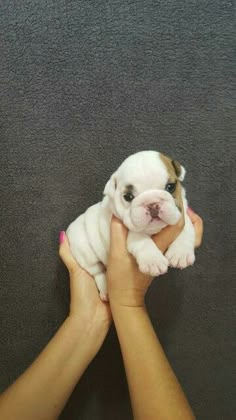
left=66, top=151, right=195, bottom=301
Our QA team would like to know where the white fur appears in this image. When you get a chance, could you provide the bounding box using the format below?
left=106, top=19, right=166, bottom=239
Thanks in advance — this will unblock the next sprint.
left=66, top=151, right=195, bottom=301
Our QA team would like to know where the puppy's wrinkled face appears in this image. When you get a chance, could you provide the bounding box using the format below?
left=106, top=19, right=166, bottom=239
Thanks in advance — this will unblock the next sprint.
left=103, top=151, right=185, bottom=235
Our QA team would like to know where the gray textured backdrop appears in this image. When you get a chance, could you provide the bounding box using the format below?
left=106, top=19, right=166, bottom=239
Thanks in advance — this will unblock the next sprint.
left=0, top=1, right=235, bottom=419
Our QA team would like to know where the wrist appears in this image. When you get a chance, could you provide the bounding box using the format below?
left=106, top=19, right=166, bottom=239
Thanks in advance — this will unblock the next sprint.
left=109, top=289, right=146, bottom=310
left=65, top=315, right=109, bottom=355
left=110, top=302, right=148, bottom=325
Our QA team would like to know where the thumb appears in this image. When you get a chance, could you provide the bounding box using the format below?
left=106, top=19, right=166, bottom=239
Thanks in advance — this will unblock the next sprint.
left=110, top=216, right=128, bottom=257
left=187, top=208, right=203, bottom=248
left=59, top=231, right=80, bottom=274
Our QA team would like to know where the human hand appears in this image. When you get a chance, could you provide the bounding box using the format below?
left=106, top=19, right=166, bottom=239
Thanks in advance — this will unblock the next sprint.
left=107, top=208, right=203, bottom=308
left=187, top=207, right=203, bottom=248
left=59, top=232, right=111, bottom=339
left=154, top=207, right=203, bottom=252
left=106, top=214, right=184, bottom=308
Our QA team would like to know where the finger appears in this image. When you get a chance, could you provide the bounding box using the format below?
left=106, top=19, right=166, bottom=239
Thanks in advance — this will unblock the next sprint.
left=187, top=208, right=203, bottom=248
left=110, top=216, right=128, bottom=257
left=194, top=219, right=203, bottom=247
left=187, top=207, right=201, bottom=224
left=59, top=231, right=82, bottom=274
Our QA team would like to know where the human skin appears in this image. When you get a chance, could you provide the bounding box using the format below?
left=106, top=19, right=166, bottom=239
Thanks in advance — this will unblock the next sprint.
left=106, top=208, right=203, bottom=419
left=0, top=208, right=202, bottom=420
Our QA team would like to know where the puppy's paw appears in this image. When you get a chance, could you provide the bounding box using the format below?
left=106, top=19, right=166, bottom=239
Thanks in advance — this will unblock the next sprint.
left=136, top=249, right=168, bottom=277
left=165, top=244, right=195, bottom=269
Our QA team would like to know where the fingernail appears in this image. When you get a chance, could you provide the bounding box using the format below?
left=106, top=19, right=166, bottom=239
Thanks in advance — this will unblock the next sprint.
left=59, top=231, right=65, bottom=244
left=188, top=206, right=194, bottom=212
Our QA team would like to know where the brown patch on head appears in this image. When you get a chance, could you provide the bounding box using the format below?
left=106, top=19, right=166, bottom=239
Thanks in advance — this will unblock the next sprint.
left=171, top=160, right=182, bottom=179
left=172, top=181, right=183, bottom=213
left=160, top=153, right=176, bottom=180
left=159, top=153, right=183, bottom=213
left=159, top=153, right=183, bottom=180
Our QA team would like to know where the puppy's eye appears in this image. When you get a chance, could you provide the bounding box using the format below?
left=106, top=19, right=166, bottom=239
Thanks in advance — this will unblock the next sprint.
left=123, top=192, right=134, bottom=202
left=165, top=182, right=176, bottom=194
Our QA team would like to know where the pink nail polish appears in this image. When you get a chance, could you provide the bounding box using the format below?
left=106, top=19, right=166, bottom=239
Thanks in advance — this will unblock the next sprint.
left=188, top=207, right=194, bottom=212
left=59, top=231, right=65, bottom=244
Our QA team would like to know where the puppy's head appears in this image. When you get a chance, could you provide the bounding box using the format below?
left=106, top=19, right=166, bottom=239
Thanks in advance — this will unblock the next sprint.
left=103, top=151, right=185, bottom=235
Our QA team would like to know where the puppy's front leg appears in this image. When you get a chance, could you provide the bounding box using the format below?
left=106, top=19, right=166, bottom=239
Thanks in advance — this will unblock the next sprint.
left=127, top=231, right=168, bottom=277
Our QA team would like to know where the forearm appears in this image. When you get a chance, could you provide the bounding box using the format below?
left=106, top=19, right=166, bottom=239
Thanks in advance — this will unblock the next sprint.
left=111, top=303, right=195, bottom=420
left=0, top=317, right=106, bottom=420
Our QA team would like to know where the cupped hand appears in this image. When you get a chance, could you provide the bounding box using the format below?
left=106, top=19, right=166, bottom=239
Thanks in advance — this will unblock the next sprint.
left=107, top=208, right=203, bottom=308
left=59, top=232, right=112, bottom=334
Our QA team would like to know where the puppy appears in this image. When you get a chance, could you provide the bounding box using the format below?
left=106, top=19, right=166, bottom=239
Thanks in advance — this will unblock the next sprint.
left=66, top=151, right=195, bottom=301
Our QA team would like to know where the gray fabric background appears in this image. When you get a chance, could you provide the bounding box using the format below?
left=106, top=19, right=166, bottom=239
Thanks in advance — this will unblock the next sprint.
left=0, top=1, right=235, bottom=419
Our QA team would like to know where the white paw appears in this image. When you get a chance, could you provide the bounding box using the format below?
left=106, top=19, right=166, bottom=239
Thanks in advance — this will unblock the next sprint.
left=136, top=249, right=168, bottom=277
left=166, top=244, right=195, bottom=269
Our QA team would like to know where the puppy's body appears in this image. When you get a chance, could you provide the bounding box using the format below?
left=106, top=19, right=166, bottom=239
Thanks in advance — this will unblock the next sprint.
left=67, top=151, right=195, bottom=300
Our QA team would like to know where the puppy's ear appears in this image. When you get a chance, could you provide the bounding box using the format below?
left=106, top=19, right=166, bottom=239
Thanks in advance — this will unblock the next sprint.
left=172, top=160, right=186, bottom=182
left=103, top=172, right=117, bottom=198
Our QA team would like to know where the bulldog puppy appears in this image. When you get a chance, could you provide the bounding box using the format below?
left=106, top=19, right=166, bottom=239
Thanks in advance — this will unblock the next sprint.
left=66, top=151, right=195, bottom=301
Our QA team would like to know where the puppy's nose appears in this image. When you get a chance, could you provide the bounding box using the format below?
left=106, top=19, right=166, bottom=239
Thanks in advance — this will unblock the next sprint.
left=148, top=203, right=160, bottom=218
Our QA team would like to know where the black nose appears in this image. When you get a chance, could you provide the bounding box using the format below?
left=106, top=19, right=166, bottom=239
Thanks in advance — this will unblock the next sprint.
left=148, top=203, right=159, bottom=218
